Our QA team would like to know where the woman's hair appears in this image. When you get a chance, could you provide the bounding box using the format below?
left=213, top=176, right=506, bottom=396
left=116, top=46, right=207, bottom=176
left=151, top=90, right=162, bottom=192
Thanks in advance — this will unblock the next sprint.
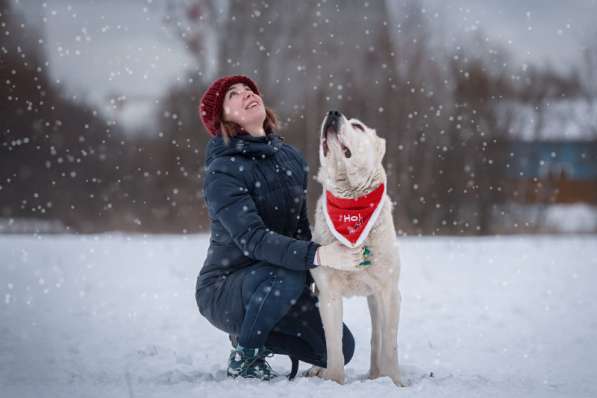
left=220, top=107, right=279, bottom=143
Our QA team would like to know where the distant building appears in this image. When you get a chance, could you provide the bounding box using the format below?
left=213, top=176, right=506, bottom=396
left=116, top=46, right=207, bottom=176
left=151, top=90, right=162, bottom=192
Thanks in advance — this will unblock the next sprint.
left=506, top=140, right=597, bottom=204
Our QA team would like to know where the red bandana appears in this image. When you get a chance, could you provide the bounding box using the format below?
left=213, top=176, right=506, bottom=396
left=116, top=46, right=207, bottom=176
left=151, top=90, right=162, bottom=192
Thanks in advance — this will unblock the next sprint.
left=323, top=183, right=386, bottom=248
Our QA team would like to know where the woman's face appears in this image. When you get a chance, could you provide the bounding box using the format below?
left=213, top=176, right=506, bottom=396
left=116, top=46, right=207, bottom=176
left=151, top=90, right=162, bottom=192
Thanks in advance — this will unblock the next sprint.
left=222, top=83, right=266, bottom=131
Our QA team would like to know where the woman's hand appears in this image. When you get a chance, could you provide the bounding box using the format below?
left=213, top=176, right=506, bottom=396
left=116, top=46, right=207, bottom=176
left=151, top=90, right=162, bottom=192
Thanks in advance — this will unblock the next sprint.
left=315, top=241, right=367, bottom=272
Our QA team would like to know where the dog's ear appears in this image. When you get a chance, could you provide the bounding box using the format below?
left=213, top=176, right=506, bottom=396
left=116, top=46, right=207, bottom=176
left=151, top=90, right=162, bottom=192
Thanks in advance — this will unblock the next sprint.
left=376, top=137, right=386, bottom=163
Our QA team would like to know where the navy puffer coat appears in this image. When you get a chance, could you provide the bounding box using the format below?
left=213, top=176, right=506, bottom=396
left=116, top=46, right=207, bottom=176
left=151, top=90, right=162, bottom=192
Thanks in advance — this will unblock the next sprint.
left=196, top=132, right=320, bottom=326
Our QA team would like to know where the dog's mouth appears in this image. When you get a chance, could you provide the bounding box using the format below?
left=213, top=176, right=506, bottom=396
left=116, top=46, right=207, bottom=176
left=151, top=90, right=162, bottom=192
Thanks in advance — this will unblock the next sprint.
left=322, top=114, right=352, bottom=158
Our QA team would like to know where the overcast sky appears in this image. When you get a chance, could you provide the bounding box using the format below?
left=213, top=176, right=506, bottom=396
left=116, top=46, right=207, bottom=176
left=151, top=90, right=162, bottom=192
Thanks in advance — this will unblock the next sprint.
left=423, top=0, right=597, bottom=68
left=15, top=0, right=597, bottom=128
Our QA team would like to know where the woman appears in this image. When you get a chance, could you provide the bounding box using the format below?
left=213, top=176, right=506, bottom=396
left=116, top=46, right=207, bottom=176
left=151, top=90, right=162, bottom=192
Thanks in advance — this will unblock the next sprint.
left=195, top=75, right=364, bottom=381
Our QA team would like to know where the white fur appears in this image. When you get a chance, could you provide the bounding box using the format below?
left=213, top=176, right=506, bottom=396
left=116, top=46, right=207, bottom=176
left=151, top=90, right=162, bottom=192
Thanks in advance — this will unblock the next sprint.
left=308, top=113, right=402, bottom=386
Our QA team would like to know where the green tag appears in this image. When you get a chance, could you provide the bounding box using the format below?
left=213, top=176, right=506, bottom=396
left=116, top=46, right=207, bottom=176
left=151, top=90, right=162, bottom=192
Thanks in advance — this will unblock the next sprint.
left=358, top=259, right=372, bottom=268
left=363, top=246, right=371, bottom=257
left=358, top=246, right=372, bottom=268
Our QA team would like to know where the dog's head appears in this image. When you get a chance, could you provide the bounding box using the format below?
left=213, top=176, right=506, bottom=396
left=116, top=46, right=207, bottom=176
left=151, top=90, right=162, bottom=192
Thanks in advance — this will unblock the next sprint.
left=318, top=110, right=386, bottom=192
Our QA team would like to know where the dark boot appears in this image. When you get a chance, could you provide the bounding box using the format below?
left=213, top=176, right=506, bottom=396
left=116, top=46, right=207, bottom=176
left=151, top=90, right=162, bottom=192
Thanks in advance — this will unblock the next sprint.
left=226, top=345, right=278, bottom=381
left=229, top=334, right=299, bottom=380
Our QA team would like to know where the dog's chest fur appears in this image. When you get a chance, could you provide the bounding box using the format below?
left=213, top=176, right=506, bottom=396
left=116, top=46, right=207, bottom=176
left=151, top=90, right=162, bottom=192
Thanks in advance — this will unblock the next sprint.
left=311, top=195, right=400, bottom=298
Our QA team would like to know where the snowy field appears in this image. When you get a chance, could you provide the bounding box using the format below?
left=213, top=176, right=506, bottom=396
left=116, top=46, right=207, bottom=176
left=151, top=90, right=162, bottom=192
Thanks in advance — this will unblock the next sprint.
left=1, top=234, right=596, bottom=398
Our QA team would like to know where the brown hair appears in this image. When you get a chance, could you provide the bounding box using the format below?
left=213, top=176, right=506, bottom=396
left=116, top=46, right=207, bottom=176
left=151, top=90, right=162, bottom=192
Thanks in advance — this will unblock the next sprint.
left=220, top=108, right=279, bottom=144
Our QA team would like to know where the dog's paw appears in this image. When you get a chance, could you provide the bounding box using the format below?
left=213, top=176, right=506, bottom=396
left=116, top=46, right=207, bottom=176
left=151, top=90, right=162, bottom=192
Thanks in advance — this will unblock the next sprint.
left=384, top=371, right=403, bottom=387
left=325, top=263, right=364, bottom=272
left=370, top=368, right=403, bottom=386
left=393, top=374, right=404, bottom=387
left=303, top=365, right=324, bottom=377
left=368, top=368, right=381, bottom=380
left=304, top=366, right=346, bottom=384
left=319, top=368, right=346, bottom=384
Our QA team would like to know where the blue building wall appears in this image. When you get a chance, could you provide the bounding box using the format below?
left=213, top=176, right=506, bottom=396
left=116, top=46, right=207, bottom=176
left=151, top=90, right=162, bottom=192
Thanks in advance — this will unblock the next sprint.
left=507, top=141, right=597, bottom=180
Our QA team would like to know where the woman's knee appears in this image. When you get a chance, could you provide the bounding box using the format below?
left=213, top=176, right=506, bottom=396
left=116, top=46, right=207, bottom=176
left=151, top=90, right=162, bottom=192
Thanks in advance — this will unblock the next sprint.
left=274, top=268, right=306, bottom=300
left=242, top=265, right=306, bottom=303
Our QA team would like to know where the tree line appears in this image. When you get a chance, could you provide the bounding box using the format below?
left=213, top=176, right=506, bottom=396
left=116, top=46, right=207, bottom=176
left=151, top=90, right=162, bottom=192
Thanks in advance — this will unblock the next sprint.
left=1, top=0, right=594, bottom=234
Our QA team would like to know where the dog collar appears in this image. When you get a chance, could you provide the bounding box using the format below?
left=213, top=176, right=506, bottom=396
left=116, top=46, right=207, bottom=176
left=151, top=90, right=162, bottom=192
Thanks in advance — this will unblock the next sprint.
left=323, top=183, right=385, bottom=248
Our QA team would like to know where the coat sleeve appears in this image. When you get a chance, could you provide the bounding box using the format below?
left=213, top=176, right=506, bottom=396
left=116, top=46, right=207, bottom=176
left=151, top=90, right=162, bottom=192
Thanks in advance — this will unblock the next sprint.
left=294, top=161, right=313, bottom=242
left=204, top=166, right=319, bottom=271
left=294, top=200, right=312, bottom=241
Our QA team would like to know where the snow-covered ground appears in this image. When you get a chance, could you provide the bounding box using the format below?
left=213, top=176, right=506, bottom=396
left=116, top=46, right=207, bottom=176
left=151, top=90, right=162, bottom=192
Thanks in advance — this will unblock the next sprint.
left=1, top=234, right=596, bottom=398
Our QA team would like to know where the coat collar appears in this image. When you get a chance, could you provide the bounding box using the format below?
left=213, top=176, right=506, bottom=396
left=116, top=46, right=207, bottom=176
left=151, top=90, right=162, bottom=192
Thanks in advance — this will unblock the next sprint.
left=205, top=132, right=283, bottom=166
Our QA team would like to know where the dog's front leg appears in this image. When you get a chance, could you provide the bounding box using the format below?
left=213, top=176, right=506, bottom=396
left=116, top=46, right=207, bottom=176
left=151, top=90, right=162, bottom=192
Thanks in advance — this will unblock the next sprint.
left=318, top=291, right=345, bottom=384
left=379, top=286, right=402, bottom=386
left=367, top=294, right=382, bottom=379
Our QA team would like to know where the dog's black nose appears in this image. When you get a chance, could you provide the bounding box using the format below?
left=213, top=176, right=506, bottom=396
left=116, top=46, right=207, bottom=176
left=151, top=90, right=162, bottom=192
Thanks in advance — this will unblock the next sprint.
left=325, top=110, right=342, bottom=128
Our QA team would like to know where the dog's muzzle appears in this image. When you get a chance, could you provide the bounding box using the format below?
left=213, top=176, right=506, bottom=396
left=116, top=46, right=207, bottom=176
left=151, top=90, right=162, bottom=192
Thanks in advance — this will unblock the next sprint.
left=322, top=110, right=351, bottom=158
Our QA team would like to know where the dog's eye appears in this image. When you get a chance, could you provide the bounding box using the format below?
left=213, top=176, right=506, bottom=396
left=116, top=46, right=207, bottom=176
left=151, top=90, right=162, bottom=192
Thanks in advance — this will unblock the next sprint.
left=351, top=123, right=364, bottom=132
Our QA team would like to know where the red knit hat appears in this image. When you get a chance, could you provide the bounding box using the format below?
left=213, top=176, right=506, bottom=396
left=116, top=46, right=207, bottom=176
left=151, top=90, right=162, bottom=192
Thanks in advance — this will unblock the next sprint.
left=198, top=75, right=261, bottom=136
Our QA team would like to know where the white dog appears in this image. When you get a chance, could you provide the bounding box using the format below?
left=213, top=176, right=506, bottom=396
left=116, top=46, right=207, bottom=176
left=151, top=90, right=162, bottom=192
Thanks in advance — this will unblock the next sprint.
left=308, top=110, right=402, bottom=386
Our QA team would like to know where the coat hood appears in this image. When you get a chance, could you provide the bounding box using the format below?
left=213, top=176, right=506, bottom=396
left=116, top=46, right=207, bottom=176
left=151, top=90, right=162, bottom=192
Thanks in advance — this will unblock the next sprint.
left=205, top=133, right=284, bottom=167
